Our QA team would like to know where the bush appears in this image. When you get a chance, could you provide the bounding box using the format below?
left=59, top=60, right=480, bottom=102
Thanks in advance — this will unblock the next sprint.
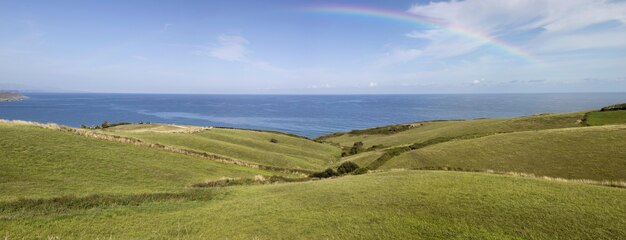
left=337, top=161, right=360, bottom=174
left=101, top=121, right=110, bottom=129
left=270, top=138, right=278, bottom=143
left=310, top=168, right=339, bottom=178
left=349, top=141, right=364, bottom=155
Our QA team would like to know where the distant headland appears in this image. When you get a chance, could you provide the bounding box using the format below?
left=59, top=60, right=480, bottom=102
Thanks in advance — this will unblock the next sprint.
left=0, top=91, right=28, bottom=102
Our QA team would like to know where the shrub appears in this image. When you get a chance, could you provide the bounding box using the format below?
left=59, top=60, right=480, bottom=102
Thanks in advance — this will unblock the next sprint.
left=337, top=161, right=360, bottom=174
left=349, top=141, right=364, bottom=155
left=101, top=121, right=110, bottom=129
left=310, top=168, right=339, bottom=178
left=270, top=138, right=278, bottom=143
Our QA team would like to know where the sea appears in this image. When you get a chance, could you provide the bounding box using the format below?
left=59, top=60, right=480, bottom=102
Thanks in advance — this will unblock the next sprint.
left=1, top=93, right=624, bottom=138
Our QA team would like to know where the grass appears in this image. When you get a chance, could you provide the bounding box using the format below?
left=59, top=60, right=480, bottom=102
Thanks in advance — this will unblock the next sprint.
left=106, top=124, right=342, bottom=171
left=1, top=171, right=625, bottom=239
left=336, top=150, right=384, bottom=168
left=2, top=108, right=626, bottom=239
left=320, top=112, right=586, bottom=149
left=0, top=123, right=289, bottom=201
left=104, top=123, right=207, bottom=133
left=386, top=125, right=626, bottom=181
left=585, top=110, right=626, bottom=126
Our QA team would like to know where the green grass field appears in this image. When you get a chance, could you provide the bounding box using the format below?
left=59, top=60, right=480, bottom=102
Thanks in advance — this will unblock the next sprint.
left=0, top=123, right=288, bottom=201
left=2, top=171, right=625, bottom=239
left=386, top=125, right=626, bottom=181
left=586, top=110, right=626, bottom=126
left=106, top=125, right=342, bottom=171
left=320, top=112, right=585, bottom=149
left=2, top=105, right=626, bottom=239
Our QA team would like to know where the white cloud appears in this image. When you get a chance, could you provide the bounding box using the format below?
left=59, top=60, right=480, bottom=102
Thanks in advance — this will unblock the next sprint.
left=368, top=82, right=378, bottom=87
left=408, top=0, right=626, bottom=34
left=208, top=35, right=249, bottom=62
left=382, top=0, right=626, bottom=64
left=472, top=79, right=481, bottom=85
left=197, top=35, right=285, bottom=72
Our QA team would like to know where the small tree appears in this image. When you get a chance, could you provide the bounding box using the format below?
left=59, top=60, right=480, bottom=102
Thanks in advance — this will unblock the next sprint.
left=337, top=161, right=360, bottom=175
left=349, top=141, right=364, bottom=155
left=80, top=124, right=87, bottom=129
left=270, top=138, right=278, bottom=143
left=101, top=121, right=110, bottom=129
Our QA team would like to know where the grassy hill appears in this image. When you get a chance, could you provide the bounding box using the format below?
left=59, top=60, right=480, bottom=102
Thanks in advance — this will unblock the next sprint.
left=105, top=124, right=342, bottom=171
left=385, top=125, right=626, bottom=181
left=585, top=110, right=626, bottom=126
left=0, top=122, right=289, bottom=201
left=319, top=112, right=585, bottom=149
left=1, top=171, right=625, bottom=239
left=2, top=105, right=626, bottom=239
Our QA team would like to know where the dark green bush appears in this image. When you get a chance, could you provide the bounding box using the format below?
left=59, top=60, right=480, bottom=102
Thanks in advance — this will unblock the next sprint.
left=349, top=141, right=364, bottom=155
left=270, top=138, right=278, bottom=143
left=310, top=168, right=339, bottom=178
left=337, top=161, right=360, bottom=174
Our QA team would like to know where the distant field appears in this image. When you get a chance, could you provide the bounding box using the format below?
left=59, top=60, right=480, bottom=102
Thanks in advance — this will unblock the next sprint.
left=320, top=112, right=585, bottom=148
left=586, top=110, right=626, bottom=126
left=107, top=125, right=342, bottom=171
left=386, top=125, right=626, bottom=181
left=2, top=171, right=625, bottom=239
left=106, top=123, right=207, bottom=133
left=0, top=123, right=287, bottom=201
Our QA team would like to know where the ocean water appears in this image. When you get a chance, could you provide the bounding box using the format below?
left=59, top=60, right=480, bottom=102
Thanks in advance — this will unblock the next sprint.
left=1, top=93, right=624, bottom=138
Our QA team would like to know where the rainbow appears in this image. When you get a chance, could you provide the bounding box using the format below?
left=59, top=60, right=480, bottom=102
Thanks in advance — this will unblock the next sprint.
left=302, top=4, right=533, bottom=61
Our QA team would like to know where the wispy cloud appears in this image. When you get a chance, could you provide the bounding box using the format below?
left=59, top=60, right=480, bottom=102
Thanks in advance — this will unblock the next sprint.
left=160, top=23, right=173, bottom=33
left=382, top=0, right=626, bottom=64
left=207, top=35, right=249, bottom=61
left=197, top=35, right=284, bottom=72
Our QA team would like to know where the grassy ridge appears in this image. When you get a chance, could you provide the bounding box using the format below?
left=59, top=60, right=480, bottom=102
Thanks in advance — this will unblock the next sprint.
left=586, top=110, right=626, bottom=126
left=0, top=123, right=286, bottom=201
left=320, top=112, right=585, bottom=148
left=2, top=171, right=625, bottom=239
left=387, top=125, right=626, bottom=181
left=107, top=125, right=342, bottom=171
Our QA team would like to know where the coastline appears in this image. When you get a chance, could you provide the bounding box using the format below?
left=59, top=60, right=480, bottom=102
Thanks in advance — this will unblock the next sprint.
left=0, top=92, right=28, bottom=102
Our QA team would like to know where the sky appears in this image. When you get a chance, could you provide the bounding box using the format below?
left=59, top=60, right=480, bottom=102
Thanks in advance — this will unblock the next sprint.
left=0, top=0, right=625, bottom=94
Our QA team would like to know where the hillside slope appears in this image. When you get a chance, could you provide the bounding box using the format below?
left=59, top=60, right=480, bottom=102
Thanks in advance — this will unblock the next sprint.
left=2, top=171, right=625, bottom=239
left=0, top=122, right=287, bottom=201
left=320, top=112, right=585, bottom=149
left=385, top=125, right=626, bottom=181
left=106, top=124, right=342, bottom=171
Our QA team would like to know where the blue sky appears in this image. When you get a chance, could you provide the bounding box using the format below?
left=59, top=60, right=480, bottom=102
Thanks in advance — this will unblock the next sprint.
left=1, top=0, right=625, bottom=94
